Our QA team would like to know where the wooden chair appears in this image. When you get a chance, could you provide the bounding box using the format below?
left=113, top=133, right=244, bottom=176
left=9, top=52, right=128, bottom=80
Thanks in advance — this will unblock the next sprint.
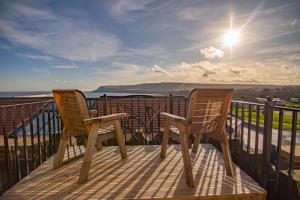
left=160, top=88, right=235, bottom=187
left=52, top=90, right=127, bottom=184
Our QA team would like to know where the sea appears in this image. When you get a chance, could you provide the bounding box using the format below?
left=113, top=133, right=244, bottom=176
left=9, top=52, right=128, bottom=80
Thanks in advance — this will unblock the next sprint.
left=0, top=91, right=144, bottom=98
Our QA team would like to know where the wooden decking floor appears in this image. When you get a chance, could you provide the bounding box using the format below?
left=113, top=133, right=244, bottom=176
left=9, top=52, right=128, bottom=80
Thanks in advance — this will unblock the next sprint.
left=1, top=144, right=266, bottom=200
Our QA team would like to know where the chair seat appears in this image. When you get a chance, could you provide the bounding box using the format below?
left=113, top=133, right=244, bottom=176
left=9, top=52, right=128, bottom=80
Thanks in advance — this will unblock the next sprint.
left=170, top=126, right=179, bottom=135
left=96, top=125, right=116, bottom=142
left=97, top=125, right=115, bottom=135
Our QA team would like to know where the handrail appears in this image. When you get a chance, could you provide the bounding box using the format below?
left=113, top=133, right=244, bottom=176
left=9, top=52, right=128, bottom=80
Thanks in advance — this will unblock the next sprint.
left=0, top=99, right=54, bottom=108
left=232, top=100, right=264, bottom=106
left=1, top=96, right=299, bottom=111
left=272, top=105, right=300, bottom=111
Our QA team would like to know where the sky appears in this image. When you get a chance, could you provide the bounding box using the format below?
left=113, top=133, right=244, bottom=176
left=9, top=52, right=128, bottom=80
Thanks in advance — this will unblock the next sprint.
left=0, top=0, right=299, bottom=91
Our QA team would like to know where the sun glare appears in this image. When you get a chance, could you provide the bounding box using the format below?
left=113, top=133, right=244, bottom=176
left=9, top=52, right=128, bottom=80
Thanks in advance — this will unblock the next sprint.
left=223, top=29, right=240, bottom=47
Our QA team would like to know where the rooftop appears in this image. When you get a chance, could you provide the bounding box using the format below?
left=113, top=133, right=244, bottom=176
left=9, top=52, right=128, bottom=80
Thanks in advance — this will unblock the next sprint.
left=1, top=145, right=265, bottom=200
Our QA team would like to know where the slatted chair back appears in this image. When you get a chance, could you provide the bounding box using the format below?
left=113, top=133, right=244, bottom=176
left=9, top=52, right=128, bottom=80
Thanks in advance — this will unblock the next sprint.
left=186, top=89, right=233, bottom=138
left=53, top=90, right=90, bottom=136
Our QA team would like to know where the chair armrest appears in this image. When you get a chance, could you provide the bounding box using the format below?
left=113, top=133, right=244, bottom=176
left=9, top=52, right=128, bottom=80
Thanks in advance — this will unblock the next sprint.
left=83, top=113, right=126, bottom=126
left=160, top=112, right=190, bottom=126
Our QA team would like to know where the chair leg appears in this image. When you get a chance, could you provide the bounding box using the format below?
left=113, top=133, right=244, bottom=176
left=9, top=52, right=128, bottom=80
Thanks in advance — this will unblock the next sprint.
left=95, top=135, right=103, bottom=151
left=179, top=125, right=195, bottom=188
left=53, top=128, right=68, bottom=169
left=220, top=136, right=235, bottom=177
left=78, top=124, right=99, bottom=184
left=114, top=120, right=127, bottom=159
left=192, top=133, right=201, bottom=153
left=187, top=131, right=192, bottom=149
left=160, top=123, right=170, bottom=159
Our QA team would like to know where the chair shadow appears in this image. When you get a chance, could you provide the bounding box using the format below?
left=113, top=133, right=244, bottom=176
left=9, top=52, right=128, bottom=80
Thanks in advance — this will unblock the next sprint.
left=2, top=144, right=265, bottom=200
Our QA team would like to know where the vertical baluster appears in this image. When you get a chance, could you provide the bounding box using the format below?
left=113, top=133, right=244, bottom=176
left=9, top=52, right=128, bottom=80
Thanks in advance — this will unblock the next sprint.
left=288, top=111, right=297, bottom=200
left=164, top=96, right=167, bottom=112
left=227, top=103, right=233, bottom=157
left=52, top=102, right=57, bottom=151
left=184, top=98, right=187, bottom=117
left=123, top=104, right=127, bottom=143
left=158, top=97, right=161, bottom=145
left=47, top=102, right=52, bottom=156
left=130, top=96, right=133, bottom=138
left=234, top=103, right=238, bottom=162
left=36, top=104, right=41, bottom=165
left=275, top=109, right=283, bottom=195
left=109, top=98, right=112, bottom=114
left=151, top=98, right=154, bottom=144
left=88, top=99, right=91, bottom=110
left=229, top=103, right=233, bottom=141
left=12, top=106, right=21, bottom=180
left=21, top=106, right=29, bottom=175
left=96, top=98, right=99, bottom=117
left=2, top=107, right=10, bottom=187
left=56, top=109, right=60, bottom=149
left=177, top=97, right=180, bottom=116
left=254, top=106, right=260, bottom=179
left=164, top=96, right=167, bottom=134
left=137, top=96, right=141, bottom=144
left=144, top=96, right=147, bottom=144
left=169, top=94, right=173, bottom=114
left=116, top=97, right=119, bottom=114
left=240, top=104, right=245, bottom=167
left=247, top=104, right=252, bottom=173
left=60, top=115, right=64, bottom=131
left=42, top=104, right=47, bottom=161
left=103, top=94, right=107, bottom=115
left=29, top=105, right=35, bottom=168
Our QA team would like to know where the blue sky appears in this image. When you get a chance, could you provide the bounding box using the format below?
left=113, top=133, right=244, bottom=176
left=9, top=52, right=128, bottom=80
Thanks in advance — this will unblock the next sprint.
left=0, top=0, right=299, bottom=91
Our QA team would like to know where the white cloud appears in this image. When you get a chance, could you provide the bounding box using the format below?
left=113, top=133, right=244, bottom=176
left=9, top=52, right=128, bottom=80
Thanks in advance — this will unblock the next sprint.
left=151, top=65, right=173, bottom=77
left=8, top=2, right=55, bottom=20
left=200, top=47, right=224, bottom=60
left=0, top=2, right=121, bottom=62
left=109, top=0, right=154, bottom=18
left=120, top=60, right=300, bottom=85
left=291, top=19, right=298, bottom=27
left=52, top=65, right=78, bottom=69
left=17, top=53, right=55, bottom=61
left=120, top=45, right=167, bottom=57
left=177, top=7, right=204, bottom=21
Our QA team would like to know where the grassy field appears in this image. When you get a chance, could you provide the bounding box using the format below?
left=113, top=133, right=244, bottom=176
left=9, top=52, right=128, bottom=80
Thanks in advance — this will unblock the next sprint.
left=285, top=102, right=300, bottom=108
left=232, top=108, right=300, bottom=130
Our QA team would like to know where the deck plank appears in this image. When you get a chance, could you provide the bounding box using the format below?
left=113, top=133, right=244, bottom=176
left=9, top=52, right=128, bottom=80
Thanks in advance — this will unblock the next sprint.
left=1, top=144, right=266, bottom=200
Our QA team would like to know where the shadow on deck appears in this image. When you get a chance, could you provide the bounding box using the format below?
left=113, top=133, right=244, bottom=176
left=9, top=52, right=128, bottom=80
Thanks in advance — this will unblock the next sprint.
left=1, top=144, right=266, bottom=200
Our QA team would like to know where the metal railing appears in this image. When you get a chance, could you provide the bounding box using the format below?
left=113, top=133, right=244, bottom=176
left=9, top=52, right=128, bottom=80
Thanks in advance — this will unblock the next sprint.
left=0, top=99, right=62, bottom=194
left=0, top=94, right=299, bottom=200
left=227, top=99, right=300, bottom=200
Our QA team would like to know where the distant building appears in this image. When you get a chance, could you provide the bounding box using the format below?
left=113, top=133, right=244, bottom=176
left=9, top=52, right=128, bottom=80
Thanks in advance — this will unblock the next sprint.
left=291, top=98, right=300, bottom=103
left=273, top=98, right=286, bottom=106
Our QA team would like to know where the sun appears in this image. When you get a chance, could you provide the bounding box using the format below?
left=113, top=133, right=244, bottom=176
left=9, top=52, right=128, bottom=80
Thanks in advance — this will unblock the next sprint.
left=223, top=29, right=240, bottom=48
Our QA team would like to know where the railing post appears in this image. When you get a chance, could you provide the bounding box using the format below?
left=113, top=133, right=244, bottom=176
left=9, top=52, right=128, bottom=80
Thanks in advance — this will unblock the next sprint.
left=262, top=96, right=274, bottom=188
left=2, top=107, right=10, bottom=188
left=169, top=94, right=173, bottom=114
left=103, top=94, right=107, bottom=115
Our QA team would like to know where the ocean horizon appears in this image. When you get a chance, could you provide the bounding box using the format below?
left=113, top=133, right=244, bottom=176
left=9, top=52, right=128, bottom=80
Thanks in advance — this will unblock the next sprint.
left=0, top=91, right=161, bottom=98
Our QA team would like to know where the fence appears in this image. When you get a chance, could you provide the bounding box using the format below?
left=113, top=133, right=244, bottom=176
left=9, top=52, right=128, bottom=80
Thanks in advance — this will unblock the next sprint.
left=0, top=95, right=299, bottom=200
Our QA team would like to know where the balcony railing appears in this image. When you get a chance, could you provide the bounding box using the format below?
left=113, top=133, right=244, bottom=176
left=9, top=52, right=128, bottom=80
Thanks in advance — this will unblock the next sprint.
left=0, top=94, right=299, bottom=200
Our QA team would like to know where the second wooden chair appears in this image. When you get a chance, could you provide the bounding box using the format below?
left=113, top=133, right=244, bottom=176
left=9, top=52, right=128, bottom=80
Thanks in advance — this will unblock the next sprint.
left=160, top=88, right=235, bottom=187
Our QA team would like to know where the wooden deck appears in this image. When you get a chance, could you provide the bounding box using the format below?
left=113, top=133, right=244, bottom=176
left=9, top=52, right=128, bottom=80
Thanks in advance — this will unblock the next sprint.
left=1, top=144, right=266, bottom=200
